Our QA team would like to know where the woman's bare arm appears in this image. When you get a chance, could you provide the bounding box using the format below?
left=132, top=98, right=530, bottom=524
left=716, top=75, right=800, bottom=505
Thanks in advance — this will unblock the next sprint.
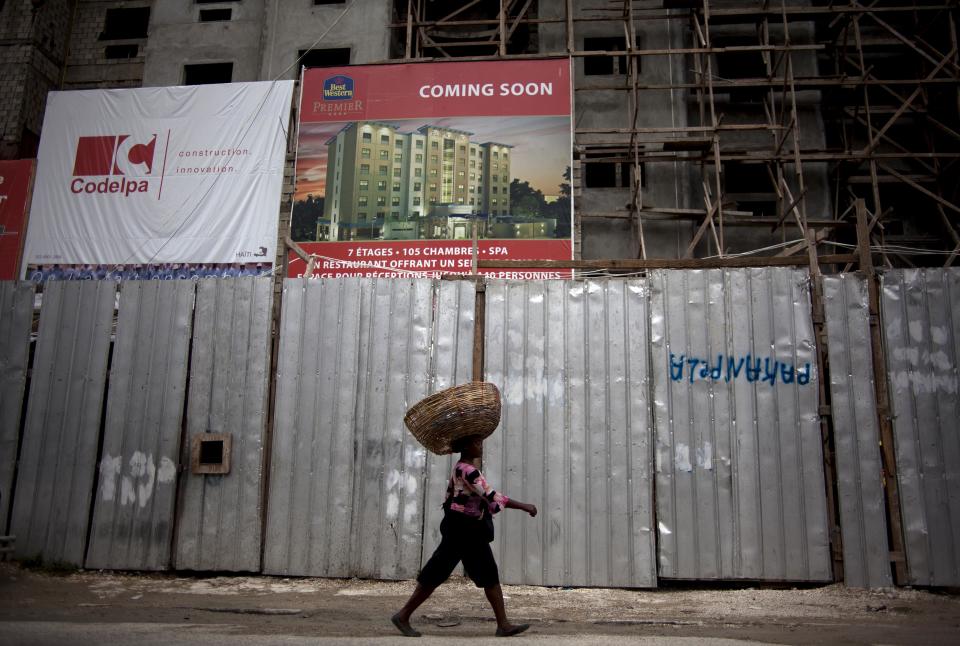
left=505, top=498, right=538, bottom=517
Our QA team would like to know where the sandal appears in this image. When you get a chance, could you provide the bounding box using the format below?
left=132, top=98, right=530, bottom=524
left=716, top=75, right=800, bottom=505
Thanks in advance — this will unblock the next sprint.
left=391, top=614, right=422, bottom=637
left=495, top=623, right=530, bottom=637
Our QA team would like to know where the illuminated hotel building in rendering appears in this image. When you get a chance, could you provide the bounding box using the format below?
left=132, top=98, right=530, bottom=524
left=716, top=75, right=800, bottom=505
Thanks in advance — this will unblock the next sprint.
left=321, top=121, right=512, bottom=241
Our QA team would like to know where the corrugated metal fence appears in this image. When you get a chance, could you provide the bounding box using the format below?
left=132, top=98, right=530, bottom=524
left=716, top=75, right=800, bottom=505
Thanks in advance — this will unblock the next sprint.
left=10, top=280, right=115, bottom=565
left=175, top=277, right=274, bottom=572
left=1, top=270, right=958, bottom=588
left=0, top=282, right=33, bottom=535
left=484, top=279, right=656, bottom=588
left=881, top=269, right=960, bottom=586
left=263, top=278, right=475, bottom=580
left=264, top=278, right=364, bottom=577
left=650, top=269, right=830, bottom=582
left=821, top=275, right=892, bottom=588
left=85, top=281, right=195, bottom=570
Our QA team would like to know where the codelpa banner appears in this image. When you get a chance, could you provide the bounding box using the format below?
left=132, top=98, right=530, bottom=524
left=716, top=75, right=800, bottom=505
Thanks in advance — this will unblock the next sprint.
left=291, top=58, right=573, bottom=279
left=21, top=81, right=294, bottom=279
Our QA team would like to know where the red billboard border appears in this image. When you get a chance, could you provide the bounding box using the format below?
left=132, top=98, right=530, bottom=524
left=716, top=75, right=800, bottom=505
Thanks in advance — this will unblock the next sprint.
left=1, top=160, right=35, bottom=281
left=289, top=58, right=574, bottom=279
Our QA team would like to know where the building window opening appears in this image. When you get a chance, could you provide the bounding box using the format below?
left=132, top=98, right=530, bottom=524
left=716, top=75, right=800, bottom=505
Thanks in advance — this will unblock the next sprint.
left=713, top=37, right=767, bottom=103
left=583, top=36, right=641, bottom=76
left=298, top=47, right=351, bottom=68
left=100, top=7, right=151, bottom=40
left=713, top=37, right=767, bottom=80
left=584, top=154, right=633, bottom=188
left=183, top=62, right=234, bottom=85
left=723, top=162, right=776, bottom=216
left=105, top=44, right=139, bottom=59
left=199, top=8, right=232, bottom=22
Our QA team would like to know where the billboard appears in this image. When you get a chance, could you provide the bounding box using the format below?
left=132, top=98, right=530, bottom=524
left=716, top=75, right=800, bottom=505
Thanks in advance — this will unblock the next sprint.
left=21, top=81, right=294, bottom=280
left=292, top=59, right=572, bottom=279
left=0, top=160, right=34, bottom=281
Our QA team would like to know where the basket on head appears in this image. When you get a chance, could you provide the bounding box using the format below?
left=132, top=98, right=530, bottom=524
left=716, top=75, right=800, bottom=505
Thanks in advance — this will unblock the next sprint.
left=403, top=382, right=502, bottom=455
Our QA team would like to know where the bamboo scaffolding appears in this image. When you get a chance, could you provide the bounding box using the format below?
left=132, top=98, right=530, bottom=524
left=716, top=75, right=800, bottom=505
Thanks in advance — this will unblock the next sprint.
left=287, top=0, right=960, bottom=587
left=390, top=0, right=959, bottom=264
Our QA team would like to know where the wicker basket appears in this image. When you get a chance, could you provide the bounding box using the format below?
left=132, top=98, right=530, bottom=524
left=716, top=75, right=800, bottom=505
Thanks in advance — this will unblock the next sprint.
left=403, top=382, right=502, bottom=455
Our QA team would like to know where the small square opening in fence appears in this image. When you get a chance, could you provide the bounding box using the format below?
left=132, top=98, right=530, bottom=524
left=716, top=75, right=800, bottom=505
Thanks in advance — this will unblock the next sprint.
left=200, top=441, right=223, bottom=464
left=191, top=433, right=232, bottom=475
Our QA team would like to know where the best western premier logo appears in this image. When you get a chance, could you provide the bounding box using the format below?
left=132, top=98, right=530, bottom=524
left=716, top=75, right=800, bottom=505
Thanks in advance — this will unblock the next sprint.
left=71, top=134, right=164, bottom=196
left=313, top=75, right=362, bottom=115
left=323, top=76, right=354, bottom=100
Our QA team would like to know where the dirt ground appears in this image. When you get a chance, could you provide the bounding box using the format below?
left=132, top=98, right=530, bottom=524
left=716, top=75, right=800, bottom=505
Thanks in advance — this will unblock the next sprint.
left=1, top=561, right=958, bottom=645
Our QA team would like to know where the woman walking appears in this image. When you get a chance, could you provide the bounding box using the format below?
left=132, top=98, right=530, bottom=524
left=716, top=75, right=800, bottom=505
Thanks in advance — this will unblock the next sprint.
left=391, top=434, right=538, bottom=638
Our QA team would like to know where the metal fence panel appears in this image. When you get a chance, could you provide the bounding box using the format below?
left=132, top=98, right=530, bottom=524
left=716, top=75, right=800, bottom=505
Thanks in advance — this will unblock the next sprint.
left=0, top=282, right=34, bottom=534
left=263, top=278, right=362, bottom=576
left=421, top=280, right=476, bottom=572
left=175, top=277, right=273, bottom=571
left=822, top=275, right=892, bottom=588
left=350, top=278, right=433, bottom=580
left=10, top=281, right=115, bottom=565
left=85, top=281, right=194, bottom=570
left=265, top=278, right=458, bottom=579
left=882, top=268, right=960, bottom=586
left=484, top=279, right=656, bottom=587
left=651, top=268, right=830, bottom=581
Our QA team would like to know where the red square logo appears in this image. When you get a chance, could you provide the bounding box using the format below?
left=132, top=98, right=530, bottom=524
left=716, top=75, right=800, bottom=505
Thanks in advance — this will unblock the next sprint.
left=73, top=136, right=118, bottom=176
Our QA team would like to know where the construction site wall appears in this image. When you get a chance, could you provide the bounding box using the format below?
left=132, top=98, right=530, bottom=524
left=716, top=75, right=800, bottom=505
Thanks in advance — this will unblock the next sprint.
left=2, top=269, right=958, bottom=588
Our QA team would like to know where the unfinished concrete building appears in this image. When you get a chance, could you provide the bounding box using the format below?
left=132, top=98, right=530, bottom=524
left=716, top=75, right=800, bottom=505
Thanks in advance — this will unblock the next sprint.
left=0, top=0, right=958, bottom=267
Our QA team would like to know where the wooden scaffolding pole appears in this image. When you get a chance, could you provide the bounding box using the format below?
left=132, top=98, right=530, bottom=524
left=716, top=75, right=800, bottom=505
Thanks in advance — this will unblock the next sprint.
left=855, top=199, right=908, bottom=584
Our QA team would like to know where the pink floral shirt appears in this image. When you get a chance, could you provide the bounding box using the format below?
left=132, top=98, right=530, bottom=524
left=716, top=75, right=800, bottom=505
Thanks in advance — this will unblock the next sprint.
left=444, top=460, right=509, bottom=519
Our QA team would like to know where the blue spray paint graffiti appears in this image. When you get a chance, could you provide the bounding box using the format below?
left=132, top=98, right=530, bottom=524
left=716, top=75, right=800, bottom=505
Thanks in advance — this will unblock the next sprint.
left=669, top=353, right=811, bottom=386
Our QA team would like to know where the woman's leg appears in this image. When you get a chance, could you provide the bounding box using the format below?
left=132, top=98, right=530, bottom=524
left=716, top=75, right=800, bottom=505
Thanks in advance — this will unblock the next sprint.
left=483, top=584, right=529, bottom=636
left=484, top=583, right=509, bottom=626
left=392, top=583, right=436, bottom=637
left=464, top=543, right=529, bottom=637
left=392, top=527, right=459, bottom=637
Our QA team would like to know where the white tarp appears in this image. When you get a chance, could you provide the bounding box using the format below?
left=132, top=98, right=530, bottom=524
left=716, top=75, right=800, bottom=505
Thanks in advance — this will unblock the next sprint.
left=21, top=81, right=293, bottom=275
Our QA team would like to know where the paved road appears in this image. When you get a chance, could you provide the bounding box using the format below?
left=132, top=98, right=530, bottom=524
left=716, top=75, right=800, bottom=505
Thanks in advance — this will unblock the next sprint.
left=2, top=563, right=957, bottom=645
left=0, top=622, right=777, bottom=646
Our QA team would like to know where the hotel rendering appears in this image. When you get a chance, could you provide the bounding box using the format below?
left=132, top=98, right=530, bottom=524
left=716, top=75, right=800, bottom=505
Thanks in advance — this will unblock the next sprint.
left=320, top=121, right=517, bottom=241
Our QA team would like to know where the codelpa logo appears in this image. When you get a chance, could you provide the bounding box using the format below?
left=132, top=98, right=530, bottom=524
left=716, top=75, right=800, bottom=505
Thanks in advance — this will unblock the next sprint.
left=323, top=76, right=354, bottom=101
left=71, top=134, right=166, bottom=197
